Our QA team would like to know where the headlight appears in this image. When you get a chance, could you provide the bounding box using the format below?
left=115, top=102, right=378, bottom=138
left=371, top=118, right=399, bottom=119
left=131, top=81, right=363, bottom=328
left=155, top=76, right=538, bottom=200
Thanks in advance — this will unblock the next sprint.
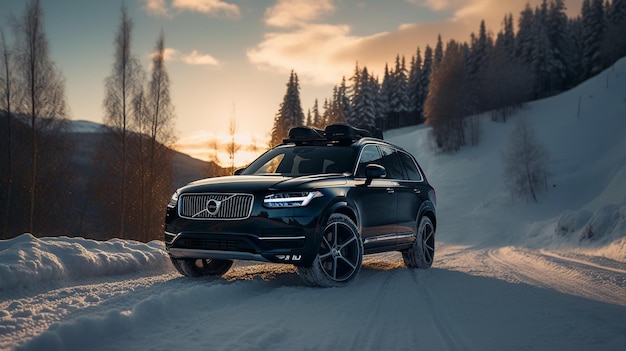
left=264, top=191, right=323, bottom=208
left=167, top=191, right=179, bottom=208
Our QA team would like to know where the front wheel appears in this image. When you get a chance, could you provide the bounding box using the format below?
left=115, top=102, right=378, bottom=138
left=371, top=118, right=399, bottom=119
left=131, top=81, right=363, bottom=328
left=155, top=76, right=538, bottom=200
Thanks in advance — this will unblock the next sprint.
left=402, top=216, right=435, bottom=268
left=298, top=213, right=363, bottom=287
left=170, top=257, right=233, bottom=277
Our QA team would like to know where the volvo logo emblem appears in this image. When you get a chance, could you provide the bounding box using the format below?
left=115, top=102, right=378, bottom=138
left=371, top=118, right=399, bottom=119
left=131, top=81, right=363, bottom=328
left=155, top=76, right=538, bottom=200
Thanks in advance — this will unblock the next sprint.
left=206, top=199, right=221, bottom=215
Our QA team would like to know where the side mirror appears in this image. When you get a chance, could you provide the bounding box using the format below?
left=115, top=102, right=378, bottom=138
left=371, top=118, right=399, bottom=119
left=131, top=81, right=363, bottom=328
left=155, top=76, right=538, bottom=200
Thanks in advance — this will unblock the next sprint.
left=233, top=168, right=245, bottom=175
left=365, top=164, right=386, bottom=180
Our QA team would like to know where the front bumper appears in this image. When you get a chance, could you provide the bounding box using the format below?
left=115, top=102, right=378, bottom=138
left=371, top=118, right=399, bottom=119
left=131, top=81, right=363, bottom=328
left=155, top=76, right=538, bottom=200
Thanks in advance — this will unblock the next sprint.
left=165, top=200, right=328, bottom=266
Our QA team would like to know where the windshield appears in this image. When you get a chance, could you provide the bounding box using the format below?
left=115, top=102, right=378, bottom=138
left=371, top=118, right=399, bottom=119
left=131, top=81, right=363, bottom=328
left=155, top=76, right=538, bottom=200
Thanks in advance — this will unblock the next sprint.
left=241, top=145, right=357, bottom=176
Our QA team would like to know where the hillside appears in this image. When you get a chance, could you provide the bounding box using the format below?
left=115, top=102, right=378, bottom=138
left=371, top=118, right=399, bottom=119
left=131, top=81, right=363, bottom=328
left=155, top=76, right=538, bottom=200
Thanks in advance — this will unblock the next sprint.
left=385, top=57, right=626, bottom=259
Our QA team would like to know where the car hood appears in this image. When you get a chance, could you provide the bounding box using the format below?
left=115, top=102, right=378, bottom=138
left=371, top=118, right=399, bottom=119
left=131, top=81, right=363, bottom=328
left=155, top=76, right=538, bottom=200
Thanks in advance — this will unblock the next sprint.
left=179, top=174, right=348, bottom=194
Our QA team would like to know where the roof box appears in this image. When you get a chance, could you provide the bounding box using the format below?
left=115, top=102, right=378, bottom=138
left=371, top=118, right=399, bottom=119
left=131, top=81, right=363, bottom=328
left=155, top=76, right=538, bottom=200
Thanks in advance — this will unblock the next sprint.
left=325, top=124, right=380, bottom=141
left=283, top=127, right=325, bottom=143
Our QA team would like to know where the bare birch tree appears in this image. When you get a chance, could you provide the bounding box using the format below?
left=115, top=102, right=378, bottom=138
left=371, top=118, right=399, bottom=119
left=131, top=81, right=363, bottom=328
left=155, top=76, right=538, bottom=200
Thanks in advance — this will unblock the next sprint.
left=503, top=117, right=551, bottom=202
left=12, top=0, right=70, bottom=234
left=0, top=29, right=16, bottom=239
left=141, top=31, right=175, bottom=241
left=227, top=104, right=240, bottom=174
left=101, top=3, right=144, bottom=237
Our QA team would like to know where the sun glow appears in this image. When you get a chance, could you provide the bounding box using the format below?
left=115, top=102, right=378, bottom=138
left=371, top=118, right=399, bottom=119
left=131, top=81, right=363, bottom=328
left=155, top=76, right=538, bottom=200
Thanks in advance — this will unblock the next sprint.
left=175, top=131, right=269, bottom=168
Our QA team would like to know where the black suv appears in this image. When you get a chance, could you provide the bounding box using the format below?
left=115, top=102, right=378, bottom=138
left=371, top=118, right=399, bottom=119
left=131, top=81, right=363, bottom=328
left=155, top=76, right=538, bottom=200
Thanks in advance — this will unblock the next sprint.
left=165, top=124, right=436, bottom=287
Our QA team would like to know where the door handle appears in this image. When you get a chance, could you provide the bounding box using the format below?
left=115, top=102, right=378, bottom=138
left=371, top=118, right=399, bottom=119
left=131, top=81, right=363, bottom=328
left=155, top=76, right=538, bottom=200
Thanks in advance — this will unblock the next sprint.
left=413, top=188, right=421, bottom=194
left=386, top=188, right=395, bottom=194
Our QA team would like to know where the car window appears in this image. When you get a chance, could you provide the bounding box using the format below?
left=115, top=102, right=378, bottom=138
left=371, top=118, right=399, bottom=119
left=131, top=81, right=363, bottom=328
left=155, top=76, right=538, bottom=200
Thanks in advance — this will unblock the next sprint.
left=356, top=145, right=383, bottom=177
left=399, top=151, right=423, bottom=181
left=255, top=154, right=284, bottom=174
left=379, top=146, right=405, bottom=180
left=242, top=146, right=356, bottom=176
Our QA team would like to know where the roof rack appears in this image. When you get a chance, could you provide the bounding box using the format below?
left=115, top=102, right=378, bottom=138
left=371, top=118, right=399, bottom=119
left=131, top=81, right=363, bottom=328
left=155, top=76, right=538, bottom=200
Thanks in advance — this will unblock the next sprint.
left=282, top=124, right=382, bottom=145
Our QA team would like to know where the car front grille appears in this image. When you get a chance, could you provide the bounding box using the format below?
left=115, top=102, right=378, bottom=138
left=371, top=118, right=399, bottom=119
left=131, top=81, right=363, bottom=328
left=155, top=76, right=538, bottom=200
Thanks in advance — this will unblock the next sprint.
left=178, top=193, right=254, bottom=220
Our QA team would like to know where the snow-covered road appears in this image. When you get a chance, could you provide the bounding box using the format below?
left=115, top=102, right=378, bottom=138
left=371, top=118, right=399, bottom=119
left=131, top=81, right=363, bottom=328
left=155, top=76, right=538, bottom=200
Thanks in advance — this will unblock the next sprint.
left=3, top=244, right=625, bottom=351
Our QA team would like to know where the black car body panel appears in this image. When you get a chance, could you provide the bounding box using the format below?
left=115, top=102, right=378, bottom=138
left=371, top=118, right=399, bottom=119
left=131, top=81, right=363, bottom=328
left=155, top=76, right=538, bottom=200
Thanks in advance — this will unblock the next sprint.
left=165, top=125, right=436, bottom=273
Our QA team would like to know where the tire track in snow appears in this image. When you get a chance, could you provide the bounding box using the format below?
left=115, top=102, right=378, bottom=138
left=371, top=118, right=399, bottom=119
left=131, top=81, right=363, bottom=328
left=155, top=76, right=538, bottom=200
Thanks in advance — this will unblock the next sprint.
left=409, top=270, right=465, bottom=351
left=487, top=247, right=626, bottom=306
left=539, top=249, right=626, bottom=274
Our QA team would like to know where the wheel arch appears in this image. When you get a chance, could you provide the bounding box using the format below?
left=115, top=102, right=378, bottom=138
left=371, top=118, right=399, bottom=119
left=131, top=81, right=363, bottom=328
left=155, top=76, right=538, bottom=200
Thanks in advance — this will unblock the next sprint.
left=418, top=201, right=437, bottom=231
left=324, top=200, right=359, bottom=230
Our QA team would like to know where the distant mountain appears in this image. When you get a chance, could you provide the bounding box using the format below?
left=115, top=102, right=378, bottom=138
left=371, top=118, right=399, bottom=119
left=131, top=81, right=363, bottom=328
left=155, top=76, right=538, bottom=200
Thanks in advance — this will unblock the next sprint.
left=65, top=119, right=220, bottom=189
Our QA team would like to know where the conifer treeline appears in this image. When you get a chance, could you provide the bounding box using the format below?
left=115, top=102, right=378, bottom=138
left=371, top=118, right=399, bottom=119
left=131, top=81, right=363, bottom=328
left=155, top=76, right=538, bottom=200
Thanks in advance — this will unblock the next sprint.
left=273, top=0, right=626, bottom=151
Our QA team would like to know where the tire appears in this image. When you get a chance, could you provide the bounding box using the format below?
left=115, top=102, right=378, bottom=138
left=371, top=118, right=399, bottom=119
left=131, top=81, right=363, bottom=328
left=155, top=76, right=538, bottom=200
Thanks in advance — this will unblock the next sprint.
left=402, top=216, right=435, bottom=268
left=298, top=213, right=363, bottom=287
left=170, top=257, right=234, bottom=277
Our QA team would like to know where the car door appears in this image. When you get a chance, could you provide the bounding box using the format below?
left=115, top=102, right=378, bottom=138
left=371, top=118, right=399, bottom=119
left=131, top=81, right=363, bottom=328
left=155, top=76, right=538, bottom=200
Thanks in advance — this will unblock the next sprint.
left=379, top=147, right=420, bottom=243
left=350, top=145, right=398, bottom=246
left=395, top=150, right=427, bottom=246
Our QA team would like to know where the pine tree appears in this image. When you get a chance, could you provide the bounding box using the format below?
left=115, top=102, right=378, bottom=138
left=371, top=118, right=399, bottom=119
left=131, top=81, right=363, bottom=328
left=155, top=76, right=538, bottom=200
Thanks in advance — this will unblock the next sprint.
left=582, top=0, right=606, bottom=77
left=270, top=70, right=305, bottom=146
left=337, top=77, right=350, bottom=124
left=417, top=45, right=433, bottom=126
left=602, top=0, right=626, bottom=64
left=433, top=34, right=444, bottom=72
left=408, top=48, right=423, bottom=124
left=347, top=62, right=362, bottom=126
left=467, top=20, right=492, bottom=114
left=311, top=99, right=321, bottom=128
left=517, top=3, right=535, bottom=65
left=547, top=0, right=572, bottom=90
left=393, top=55, right=411, bottom=126
left=500, top=13, right=516, bottom=58
left=531, top=5, right=557, bottom=97
left=568, top=17, right=585, bottom=85
left=380, top=64, right=394, bottom=128
left=350, top=67, right=378, bottom=130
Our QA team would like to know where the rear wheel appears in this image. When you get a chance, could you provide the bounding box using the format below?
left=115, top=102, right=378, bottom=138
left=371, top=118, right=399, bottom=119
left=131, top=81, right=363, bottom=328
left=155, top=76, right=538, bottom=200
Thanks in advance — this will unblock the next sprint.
left=402, top=216, right=435, bottom=268
left=171, top=257, right=234, bottom=277
left=298, top=213, right=363, bottom=287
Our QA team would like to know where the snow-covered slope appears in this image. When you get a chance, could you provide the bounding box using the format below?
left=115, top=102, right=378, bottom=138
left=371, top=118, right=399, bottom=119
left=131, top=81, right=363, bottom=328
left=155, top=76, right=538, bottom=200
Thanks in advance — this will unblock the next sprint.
left=386, top=57, right=626, bottom=257
left=1, top=59, right=625, bottom=351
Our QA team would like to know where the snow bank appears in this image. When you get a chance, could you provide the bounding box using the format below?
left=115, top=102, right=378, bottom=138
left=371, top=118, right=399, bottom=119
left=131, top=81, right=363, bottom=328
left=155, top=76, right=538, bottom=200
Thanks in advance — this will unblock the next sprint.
left=0, top=234, right=172, bottom=296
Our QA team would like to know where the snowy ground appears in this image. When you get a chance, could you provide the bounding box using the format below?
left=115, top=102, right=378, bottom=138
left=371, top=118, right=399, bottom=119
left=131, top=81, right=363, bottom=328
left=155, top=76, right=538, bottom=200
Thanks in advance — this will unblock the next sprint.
left=2, top=60, right=626, bottom=350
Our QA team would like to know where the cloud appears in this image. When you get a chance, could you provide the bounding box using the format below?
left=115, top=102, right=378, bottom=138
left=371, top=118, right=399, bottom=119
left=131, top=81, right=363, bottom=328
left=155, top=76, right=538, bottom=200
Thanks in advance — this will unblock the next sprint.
left=141, top=0, right=240, bottom=18
left=152, top=48, right=220, bottom=66
left=162, top=48, right=180, bottom=62
left=172, top=0, right=240, bottom=17
left=264, top=0, right=335, bottom=28
left=247, top=24, right=358, bottom=85
left=142, top=0, right=170, bottom=17
left=180, top=50, right=220, bottom=66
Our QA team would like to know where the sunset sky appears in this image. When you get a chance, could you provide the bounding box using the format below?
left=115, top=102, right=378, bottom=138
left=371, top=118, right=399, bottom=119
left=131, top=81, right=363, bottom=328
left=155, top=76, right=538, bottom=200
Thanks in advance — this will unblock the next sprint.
left=1, top=0, right=583, bottom=165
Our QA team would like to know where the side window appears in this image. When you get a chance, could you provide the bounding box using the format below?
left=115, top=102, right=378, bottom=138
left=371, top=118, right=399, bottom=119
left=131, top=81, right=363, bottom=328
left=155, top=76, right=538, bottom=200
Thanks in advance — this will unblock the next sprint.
left=399, top=151, right=423, bottom=181
left=356, top=145, right=383, bottom=177
left=379, top=146, right=405, bottom=180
